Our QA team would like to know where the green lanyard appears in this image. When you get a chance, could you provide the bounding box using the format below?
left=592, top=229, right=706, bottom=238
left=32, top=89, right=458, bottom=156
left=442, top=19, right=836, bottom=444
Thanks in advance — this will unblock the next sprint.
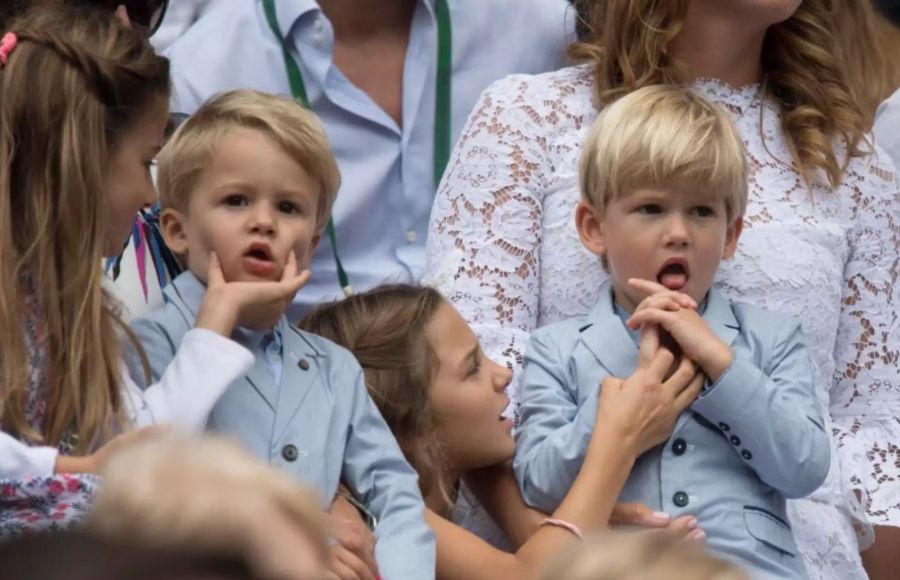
left=261, top=0, right=452, bottom=296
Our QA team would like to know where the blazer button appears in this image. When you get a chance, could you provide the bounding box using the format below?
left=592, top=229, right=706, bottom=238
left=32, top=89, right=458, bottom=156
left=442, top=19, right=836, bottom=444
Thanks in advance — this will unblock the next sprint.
left=719, top=422, right=730, bottom=432
left=741, top=449, right=753, bottom=460
left=282, top=444, right=299, bottom=462
left=298, top=358, right=310, bottom=371
left=673, top=491, right=689, bottom=508
left=729, top=435, right=741, bottom=446
left=671, top=438, right=687, bottom=456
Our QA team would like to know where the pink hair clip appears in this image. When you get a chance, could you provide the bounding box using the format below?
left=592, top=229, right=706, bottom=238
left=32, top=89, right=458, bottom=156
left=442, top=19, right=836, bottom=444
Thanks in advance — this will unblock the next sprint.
left=0, top=32, right=18, bottom=67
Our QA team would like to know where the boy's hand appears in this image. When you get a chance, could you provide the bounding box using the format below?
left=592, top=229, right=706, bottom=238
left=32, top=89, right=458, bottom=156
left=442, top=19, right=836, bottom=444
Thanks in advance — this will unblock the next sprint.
left=625, top=279, right=732, bottom=381
left=195, top=251, right=311, bottom=336
left=327, top=491, right=379, bottom=580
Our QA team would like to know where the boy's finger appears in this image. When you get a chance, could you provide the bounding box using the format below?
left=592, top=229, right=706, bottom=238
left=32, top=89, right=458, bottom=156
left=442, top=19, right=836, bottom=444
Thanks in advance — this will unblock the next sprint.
left=628, top=278, right=674, bottom=298
left=281, top=250, right=299, bottom=281
left=647, top=346, right=675, bottom=379
left=628, top=308, right=674, bottom=331
left=674, top=372, right=705, bottom=409
left=664, top=357, right=698, bottom=395
left=206, top=252, right=224, bottom=287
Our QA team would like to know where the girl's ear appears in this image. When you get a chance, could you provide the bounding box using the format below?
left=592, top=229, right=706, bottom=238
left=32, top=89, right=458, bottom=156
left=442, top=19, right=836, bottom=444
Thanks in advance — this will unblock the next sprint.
left=159, top=208, right=189, bottom=255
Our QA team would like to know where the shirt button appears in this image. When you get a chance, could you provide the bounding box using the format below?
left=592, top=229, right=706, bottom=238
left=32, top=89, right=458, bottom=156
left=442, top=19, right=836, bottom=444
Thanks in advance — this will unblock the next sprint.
left=282, top=444, right=299, bottom=462
left=406, top=230, right=417, bottom=243
left=719, top=422, right=730, bottom=431
left=298, top=358, right=310, bottom=371
left=741, top=449, right=753, bottom=460
left=730, top=435, right=741, bottom=446
left=671, top=438, right=687, bottom=456
left=673, top=491, right=689, bottom=508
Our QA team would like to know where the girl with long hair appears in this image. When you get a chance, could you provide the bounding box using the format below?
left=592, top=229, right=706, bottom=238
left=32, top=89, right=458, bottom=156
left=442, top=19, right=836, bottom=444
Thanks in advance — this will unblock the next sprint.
left=0, top=7, right=306, bottom=533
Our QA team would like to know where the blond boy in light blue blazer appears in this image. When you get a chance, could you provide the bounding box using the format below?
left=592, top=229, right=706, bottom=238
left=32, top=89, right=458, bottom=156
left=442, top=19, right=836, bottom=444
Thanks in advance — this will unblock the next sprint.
left=513, top=86, right=829, bottom=579
left=128, top=90, right=435, bottom=580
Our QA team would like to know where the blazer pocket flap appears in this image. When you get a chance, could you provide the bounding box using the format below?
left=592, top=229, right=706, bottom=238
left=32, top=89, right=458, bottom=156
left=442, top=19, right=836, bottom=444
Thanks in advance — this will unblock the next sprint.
left=743, top=508, right=796, bottom=556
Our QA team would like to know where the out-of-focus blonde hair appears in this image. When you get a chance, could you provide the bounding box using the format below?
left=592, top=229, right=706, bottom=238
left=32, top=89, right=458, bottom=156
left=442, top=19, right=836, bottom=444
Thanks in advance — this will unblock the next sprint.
left=580, top=85, right=748, bottom=221
left=570, top=0, right=867, bottom=189
left=157, top=89, right=341, bottom=231
left=540, top=531, right=748, bottom=580
left=87, top=435, right=328, bottom=570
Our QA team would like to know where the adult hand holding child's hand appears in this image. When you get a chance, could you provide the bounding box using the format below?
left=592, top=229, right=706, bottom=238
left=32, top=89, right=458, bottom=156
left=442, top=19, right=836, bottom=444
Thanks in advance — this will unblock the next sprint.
left=195, top=251, right=311, bottom=336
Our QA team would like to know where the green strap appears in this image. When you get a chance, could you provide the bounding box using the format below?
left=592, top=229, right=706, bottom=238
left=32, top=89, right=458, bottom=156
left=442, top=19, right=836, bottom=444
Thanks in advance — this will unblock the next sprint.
left=433, top=0, right=453, bottom=188
left=262, top=0, right=452, bottom=295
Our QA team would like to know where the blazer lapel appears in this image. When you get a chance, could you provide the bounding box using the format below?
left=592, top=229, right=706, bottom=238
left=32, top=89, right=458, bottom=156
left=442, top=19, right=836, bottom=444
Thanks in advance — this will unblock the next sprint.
left=273, top=318, right=322, bottom=441
left=243, top=356, right=279, bottom=411
left=577, top=283, right=639, bottom=380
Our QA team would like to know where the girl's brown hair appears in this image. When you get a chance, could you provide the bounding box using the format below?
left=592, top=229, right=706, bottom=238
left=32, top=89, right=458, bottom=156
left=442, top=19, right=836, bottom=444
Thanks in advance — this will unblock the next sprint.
left=300, top=285, right=447, bottom=497
left=569, top=0, right=867, bottom=188
left=0, top=7, right=170, bottom=451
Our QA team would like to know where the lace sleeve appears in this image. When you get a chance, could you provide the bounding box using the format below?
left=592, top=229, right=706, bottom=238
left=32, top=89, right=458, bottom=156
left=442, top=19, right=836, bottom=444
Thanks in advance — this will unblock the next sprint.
left=424, top=76, right=553, bottom=413
left=832, top=151, right=900, bottom=526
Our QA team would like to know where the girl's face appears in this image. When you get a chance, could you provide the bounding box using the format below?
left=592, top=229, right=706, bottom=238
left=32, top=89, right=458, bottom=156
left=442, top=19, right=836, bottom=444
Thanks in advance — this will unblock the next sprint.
left=102, top=101, right=168, bottom=257
left=425, top=302, right=515, bottom=472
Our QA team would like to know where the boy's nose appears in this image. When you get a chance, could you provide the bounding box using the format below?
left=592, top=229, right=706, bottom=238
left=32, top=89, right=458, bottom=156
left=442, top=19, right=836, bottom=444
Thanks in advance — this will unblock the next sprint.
left=492, top=359, right=513, bottom=391
left=663, top=215, right=690, bottom=247
left=250, top=205, right=276, bottom=234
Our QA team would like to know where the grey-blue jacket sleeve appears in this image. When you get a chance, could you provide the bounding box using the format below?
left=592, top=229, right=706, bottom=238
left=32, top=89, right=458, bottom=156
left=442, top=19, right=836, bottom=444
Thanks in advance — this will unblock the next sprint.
left=338, top=359, right=436, bottom=579
left=692, top=319, right=830, bottom=498
left=127, top=316, right=182, bottom=389
left=513, top=327, right=600, bottom=513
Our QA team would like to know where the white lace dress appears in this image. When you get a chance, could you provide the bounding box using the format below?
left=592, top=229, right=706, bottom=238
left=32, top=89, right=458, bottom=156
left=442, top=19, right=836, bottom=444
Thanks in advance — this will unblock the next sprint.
left=424, top=65, right=900, bottom=579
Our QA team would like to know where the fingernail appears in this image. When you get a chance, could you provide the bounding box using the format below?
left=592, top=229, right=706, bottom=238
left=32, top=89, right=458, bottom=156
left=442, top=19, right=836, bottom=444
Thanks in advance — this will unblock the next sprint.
left=651, top=511, right=671, bottom=524
left=689, top=529, right=706, bottom=541
left=686, top=517, right=698, bottom=529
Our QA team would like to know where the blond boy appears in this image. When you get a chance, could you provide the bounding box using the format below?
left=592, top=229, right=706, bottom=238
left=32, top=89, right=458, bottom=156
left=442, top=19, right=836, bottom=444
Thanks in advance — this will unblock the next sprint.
left=129, top=90, right=435, bottom=580
left=514, top=85, right=828, bottom=579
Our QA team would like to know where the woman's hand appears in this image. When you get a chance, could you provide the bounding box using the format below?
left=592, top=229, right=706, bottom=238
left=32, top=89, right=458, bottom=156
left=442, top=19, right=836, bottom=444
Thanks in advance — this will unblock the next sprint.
left=54, top=424, right=170, bottom=474
left=593, top=324, right=704, bottom=457
left=195, top=251, right=311, bottom=336
left=325, top=490, right=379, bottom=580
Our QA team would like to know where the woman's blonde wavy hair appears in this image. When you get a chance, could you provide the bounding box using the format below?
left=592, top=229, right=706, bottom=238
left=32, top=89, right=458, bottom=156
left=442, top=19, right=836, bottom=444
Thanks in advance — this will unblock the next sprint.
left=569, top=0, right=867, bottom=188
left=0, top=8, right=169, bottom=452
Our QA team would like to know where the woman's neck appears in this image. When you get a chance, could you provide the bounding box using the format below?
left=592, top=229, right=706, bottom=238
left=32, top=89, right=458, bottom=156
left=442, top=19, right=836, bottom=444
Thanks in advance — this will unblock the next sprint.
left=672, top=7, right=767, bottom=87
left=318, top=0, right=417, bottom=40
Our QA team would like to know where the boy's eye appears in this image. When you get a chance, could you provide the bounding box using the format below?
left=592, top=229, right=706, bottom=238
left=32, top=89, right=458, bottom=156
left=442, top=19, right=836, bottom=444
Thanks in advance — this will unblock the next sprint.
left=466, top=352, right=482, bottom=378
left=691, top=205, right=715, bottom=217
left=278, top=200, right=301, bottom=215
left=224, top=194, right=248, bottom=207
left=636, top=204, right=663, bottom=215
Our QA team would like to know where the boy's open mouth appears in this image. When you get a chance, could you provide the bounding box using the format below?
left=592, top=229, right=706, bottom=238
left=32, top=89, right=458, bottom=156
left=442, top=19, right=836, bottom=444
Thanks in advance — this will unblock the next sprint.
left=242, top=242, right=277, bottom=276
left=657, top=258, right=689, bottom=291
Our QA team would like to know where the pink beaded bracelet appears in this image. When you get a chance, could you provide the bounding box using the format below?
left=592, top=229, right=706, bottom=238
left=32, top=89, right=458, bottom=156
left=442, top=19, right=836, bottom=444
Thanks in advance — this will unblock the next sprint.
left=540, top=517, right=584, bottom=540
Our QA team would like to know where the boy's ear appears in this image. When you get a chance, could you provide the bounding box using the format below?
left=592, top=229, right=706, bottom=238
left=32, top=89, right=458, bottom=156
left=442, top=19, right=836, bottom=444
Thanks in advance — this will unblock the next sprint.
left=722, top=217, right=744, bottom=260
left=159, top=207, right=190, bottom=255
left=575, top=200, right=607, bottom=257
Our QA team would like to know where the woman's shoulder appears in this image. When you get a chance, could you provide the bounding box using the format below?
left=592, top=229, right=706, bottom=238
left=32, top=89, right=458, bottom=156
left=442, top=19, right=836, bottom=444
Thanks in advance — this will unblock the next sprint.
left=476, top=64, right=596, bottom=125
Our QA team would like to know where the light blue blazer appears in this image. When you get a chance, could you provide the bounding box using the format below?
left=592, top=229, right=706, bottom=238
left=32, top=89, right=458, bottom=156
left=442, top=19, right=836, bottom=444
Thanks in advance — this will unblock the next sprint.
left=129, top=272, right=435, bottom=580
left=513, top=283, right=829, bottom=579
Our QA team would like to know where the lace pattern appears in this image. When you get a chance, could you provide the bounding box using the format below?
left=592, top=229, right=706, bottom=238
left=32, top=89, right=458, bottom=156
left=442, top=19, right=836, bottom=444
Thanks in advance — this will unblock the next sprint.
left=425, top=65, right=900, bottom=579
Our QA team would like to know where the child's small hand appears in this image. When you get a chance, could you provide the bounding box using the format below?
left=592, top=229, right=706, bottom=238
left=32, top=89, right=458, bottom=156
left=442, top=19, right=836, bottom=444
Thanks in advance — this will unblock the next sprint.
left=625, top=280, right=732, bottom=381
left=196, top=251, right=311, bottom=336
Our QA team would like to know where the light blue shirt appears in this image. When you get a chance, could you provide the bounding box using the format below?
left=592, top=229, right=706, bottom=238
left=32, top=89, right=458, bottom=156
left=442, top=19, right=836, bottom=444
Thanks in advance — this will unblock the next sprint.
left=164, top=0, right=575, bottom=317
left=236, top=327, right=283, bottom=387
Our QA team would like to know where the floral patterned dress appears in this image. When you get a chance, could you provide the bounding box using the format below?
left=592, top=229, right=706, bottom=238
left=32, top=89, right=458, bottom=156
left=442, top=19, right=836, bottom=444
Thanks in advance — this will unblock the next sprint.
left=0, top=281, right=99, bottom=536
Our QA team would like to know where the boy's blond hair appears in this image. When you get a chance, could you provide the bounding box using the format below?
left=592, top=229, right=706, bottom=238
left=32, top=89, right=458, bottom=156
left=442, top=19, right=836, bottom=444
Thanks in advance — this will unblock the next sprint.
left=540, top=531, right=748, bottom=580
left=86, top=435, right=328, bottom=567
left=157, top=89, right=341, bottom=231
left=579, top=85, right=748, bottom=221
